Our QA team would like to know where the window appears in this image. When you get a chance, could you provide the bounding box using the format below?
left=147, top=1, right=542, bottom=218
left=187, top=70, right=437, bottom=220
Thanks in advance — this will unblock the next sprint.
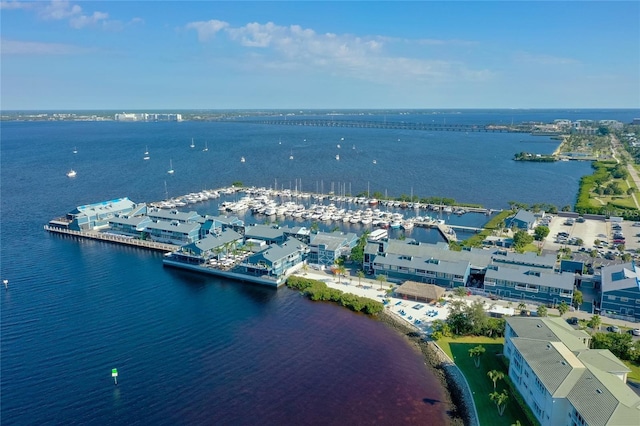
left=621, top=297, right=628, bottom=303
left=608, top=295, right=616, bottom=301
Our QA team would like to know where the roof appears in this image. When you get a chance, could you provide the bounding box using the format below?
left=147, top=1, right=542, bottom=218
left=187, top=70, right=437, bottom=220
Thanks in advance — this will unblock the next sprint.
left=146, top=208, right=201, bottom=223
left=375, top=253, right=470, bottom=277
left=144, top=220, right=200, bottom=234
left=244, top=224, right=285, bottom=240
left=511, top=338, right=585, bottom=395
left=181, top=229, right=243, bottom=255
left=601, top=262, right=640, bottom=293
left=310, top=231, right=357, bottom=251
left=485, top=264, right=574, bottom=290
left=395, top=281, right=445, bottom=300
left=71, top=197, right=136, bottom=216
left=511, top=209, right=536, bottom=225
left=507, top=317, right=640, bottom=426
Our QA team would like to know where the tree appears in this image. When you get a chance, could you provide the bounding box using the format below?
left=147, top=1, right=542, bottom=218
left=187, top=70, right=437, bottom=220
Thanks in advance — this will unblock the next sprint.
left=453, top=286, right=468, bottom=297
left=469, top=345, right=486, bottom=368
left=588, top=314, right=602, bottom=332
left=513, top=230, right=534, bottom=252
left=376, top=274, right=387, bottom=290
left=573, top=289, right=583, bottom=309
left=335, top=264, right=346, bottom=284
left=356, top=270, right=365, bottom=287
left=466, top=300, right=489, bottom=335
left=517, top=302, right=527, bottom=315
left=534, top=225, right=550, bottom=241
left=487, top=370, right=505, bottom=390
left=557, top=300, right=569, bottom=317
left=537, top=305, right=548, bottom=317
left=489, top=390, right=509, bottom=416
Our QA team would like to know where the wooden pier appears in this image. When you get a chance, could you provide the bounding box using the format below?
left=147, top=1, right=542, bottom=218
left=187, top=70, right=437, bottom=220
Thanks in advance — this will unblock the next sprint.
left=44, top=225, right=179, bottom=252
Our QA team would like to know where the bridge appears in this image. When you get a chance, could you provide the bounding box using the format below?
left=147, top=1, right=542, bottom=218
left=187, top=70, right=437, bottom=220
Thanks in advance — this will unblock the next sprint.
left=238, top=118, right=527, bottom=133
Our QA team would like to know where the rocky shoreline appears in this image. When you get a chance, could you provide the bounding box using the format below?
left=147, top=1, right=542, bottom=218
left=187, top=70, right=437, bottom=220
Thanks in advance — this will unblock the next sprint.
left=377, top=310, right=475, bottom=426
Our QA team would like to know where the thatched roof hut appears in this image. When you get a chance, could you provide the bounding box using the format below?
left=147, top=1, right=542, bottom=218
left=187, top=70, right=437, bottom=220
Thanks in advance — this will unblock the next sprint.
left=395, top=281, right=445, bottom=302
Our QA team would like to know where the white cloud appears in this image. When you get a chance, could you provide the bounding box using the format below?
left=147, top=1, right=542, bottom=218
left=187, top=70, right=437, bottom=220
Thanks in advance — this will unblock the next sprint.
left=3, top=0, right=137, bottom=31
left=185, top=19, right=490, bottom=85
left=185, top=20, right=229, bottom=42
left=1, top=38, right=92, bottom=55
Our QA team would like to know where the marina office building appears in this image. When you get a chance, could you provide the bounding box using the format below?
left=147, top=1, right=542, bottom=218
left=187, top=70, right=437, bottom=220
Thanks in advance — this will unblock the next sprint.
left=503, top=317, right=639, bottom=426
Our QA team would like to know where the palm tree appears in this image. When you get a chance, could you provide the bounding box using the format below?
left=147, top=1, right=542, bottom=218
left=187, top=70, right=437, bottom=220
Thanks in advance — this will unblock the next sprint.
left=517, top=302, right=527, bottom=316
left=357, top=270, right=365, bottom=287
left=537, top=305, right=548, bottom=317
left=487, top=370, right=505, bottom=390
left=336, top=264, right=346, bottom=284
left=557, top=300, right=569, bottom=317
left=489, top=390, right=509, bottom=416
left=469, top=345, right=486, bottom=368
left=588, top=314, right=602, bottom=332
left=376, top=274, right=387, bottom=290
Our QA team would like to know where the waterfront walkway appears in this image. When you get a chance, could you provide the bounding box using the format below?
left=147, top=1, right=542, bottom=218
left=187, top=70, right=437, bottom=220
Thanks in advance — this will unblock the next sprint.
left=44, top=225, right=179, bottom=252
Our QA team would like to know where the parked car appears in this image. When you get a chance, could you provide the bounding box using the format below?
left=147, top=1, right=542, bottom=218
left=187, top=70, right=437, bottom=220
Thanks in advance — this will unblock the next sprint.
left=608, top=325, right=621, bottom=333
left=567, top=317, right=579, bottom=325
left=632, top=328, right=640, bottom=336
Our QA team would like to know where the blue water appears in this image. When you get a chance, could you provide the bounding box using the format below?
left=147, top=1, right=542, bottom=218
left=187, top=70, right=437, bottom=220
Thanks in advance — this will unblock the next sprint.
left=1, top=109, right=637, bottom=424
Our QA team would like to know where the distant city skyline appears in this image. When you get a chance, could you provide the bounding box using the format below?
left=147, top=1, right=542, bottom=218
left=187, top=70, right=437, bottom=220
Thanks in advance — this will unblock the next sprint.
left=1, top=1, right=639, bottom=110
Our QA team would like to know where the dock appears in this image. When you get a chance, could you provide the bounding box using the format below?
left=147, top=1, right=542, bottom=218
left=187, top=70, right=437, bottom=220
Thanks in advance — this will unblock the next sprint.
left=44, top=225, right=179, bottom=252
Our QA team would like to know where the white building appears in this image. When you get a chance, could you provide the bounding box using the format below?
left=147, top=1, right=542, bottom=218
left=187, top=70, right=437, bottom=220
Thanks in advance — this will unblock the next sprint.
left=503, top=317, right=640, bottom=426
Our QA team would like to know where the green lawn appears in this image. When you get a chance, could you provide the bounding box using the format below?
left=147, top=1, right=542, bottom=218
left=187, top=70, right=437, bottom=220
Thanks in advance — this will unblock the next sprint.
left=437, top=336, right=535, bottom=426
left=623, top=360, right=640, bottom=383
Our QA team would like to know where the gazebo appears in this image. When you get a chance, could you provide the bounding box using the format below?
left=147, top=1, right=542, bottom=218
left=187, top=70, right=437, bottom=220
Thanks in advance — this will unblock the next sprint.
left=395, top=281, right=445, bottom=302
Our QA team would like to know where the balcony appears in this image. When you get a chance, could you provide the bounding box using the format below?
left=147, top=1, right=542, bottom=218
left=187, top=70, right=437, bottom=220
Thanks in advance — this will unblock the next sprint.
left=515, top=285, right=539, bottom=293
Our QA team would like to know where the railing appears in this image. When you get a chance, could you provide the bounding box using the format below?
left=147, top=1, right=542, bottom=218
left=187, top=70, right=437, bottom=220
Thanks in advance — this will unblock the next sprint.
left=515, top=285, right=539, bottom=293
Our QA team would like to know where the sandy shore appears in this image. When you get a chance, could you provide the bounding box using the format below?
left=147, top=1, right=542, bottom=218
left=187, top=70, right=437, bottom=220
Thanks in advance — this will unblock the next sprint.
left=295, top=270, right=476, bottom=426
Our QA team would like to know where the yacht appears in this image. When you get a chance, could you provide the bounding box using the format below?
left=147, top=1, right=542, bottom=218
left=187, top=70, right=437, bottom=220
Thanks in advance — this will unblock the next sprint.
left=241, top=156, right=246, bottom=163
left=335, top=154, right=340, bottom=161
left=66, top=169, right=77, bottom=178
left=72, top=147, right=78, bottom=154
left=167, top=159, right=174, bottom=174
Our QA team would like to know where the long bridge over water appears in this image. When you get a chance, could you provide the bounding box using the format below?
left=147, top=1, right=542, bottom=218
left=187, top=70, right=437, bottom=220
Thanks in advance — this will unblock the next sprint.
left=240, top=118, right=528, bottom=133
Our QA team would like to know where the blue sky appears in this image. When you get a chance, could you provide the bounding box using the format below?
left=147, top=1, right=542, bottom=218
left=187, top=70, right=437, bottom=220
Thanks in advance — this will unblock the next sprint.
left=1, top=1, right=638, bottom=110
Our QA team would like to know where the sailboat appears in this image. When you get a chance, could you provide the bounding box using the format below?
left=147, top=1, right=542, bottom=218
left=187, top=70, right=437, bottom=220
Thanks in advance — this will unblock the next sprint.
left=335, top=154, right=340, bottom=161
left=190, top=138, right=195, bottom=149
left=66, top=169, right=77, bottom=178
left=202, top=141, right=208, bottom=152
left=240, top=156, right=245, bottom=163
left=167, top=159, right=174, bottom=174
left=143, top=146, right=150, bottom=160
left=289, top=150, right=294, bottom=160
left=73, top=147, right=78, bottom=154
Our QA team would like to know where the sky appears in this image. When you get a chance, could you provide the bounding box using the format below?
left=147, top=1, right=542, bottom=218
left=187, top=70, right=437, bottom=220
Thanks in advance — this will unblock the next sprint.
left=1, top=1, right=639, bottom=110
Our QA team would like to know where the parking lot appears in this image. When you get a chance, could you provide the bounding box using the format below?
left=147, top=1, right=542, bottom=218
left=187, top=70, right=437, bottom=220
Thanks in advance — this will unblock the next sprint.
left=542, top=215, right=640, bottom=262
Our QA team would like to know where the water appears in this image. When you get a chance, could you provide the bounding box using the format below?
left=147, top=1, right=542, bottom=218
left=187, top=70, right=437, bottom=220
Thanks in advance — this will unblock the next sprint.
left=1, top=109, right=637, bottom=424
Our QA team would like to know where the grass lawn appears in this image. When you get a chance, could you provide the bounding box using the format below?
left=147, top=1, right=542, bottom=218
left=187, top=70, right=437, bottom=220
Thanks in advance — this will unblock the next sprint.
left=437, top=336, right=535, bottom=426
left=623, top=360, right=640, bottom=383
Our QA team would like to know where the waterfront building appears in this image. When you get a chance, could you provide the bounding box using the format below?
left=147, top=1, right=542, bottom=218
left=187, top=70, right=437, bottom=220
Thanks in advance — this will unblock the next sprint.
left=147, top=208, right=201, bottom=224
left=240, top=238, right=309, bottom=280
left=600, top=262, right=640, bottom=322
left=307, top=231, right=358, bottom=266
left=143, top=220, right=201, bottom=245
left=108, top=215, right=152, bottom=237
left=506, top=209, right=538, bottom=231
left=483, top=264, right=574, bottom=306
left=175, top=229, right=244, bottom=263
left=199, top=215, right=244, bottom=239
left=504, top=317, right=639, bottom=426
left=52, top=197, right=141, bottom=231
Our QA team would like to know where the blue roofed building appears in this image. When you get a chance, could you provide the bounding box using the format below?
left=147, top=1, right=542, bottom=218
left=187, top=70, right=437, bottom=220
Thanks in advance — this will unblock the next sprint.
left=483, top=264, right=574, bottom=306
left=507, top=209, right=538, bottom=231
left=243, top=224, right=288, bottom=245
left=240, top=238, right=309, bottom=280
left=199, top=214, right=244, bottom=239
left=60, top=197, right=140, bottom=231
left=308, top=231, right=358, bottom=266
left=600, top=262, right=640, bottom=322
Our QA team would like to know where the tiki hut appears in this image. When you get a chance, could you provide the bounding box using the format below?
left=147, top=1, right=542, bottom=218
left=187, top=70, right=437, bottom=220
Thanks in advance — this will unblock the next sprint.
left=395, top=280, right=445, bottom=303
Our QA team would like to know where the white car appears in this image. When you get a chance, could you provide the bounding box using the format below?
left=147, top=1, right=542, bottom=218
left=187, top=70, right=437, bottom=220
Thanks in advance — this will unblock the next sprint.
left=632, top=328, right=640, bottom=336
